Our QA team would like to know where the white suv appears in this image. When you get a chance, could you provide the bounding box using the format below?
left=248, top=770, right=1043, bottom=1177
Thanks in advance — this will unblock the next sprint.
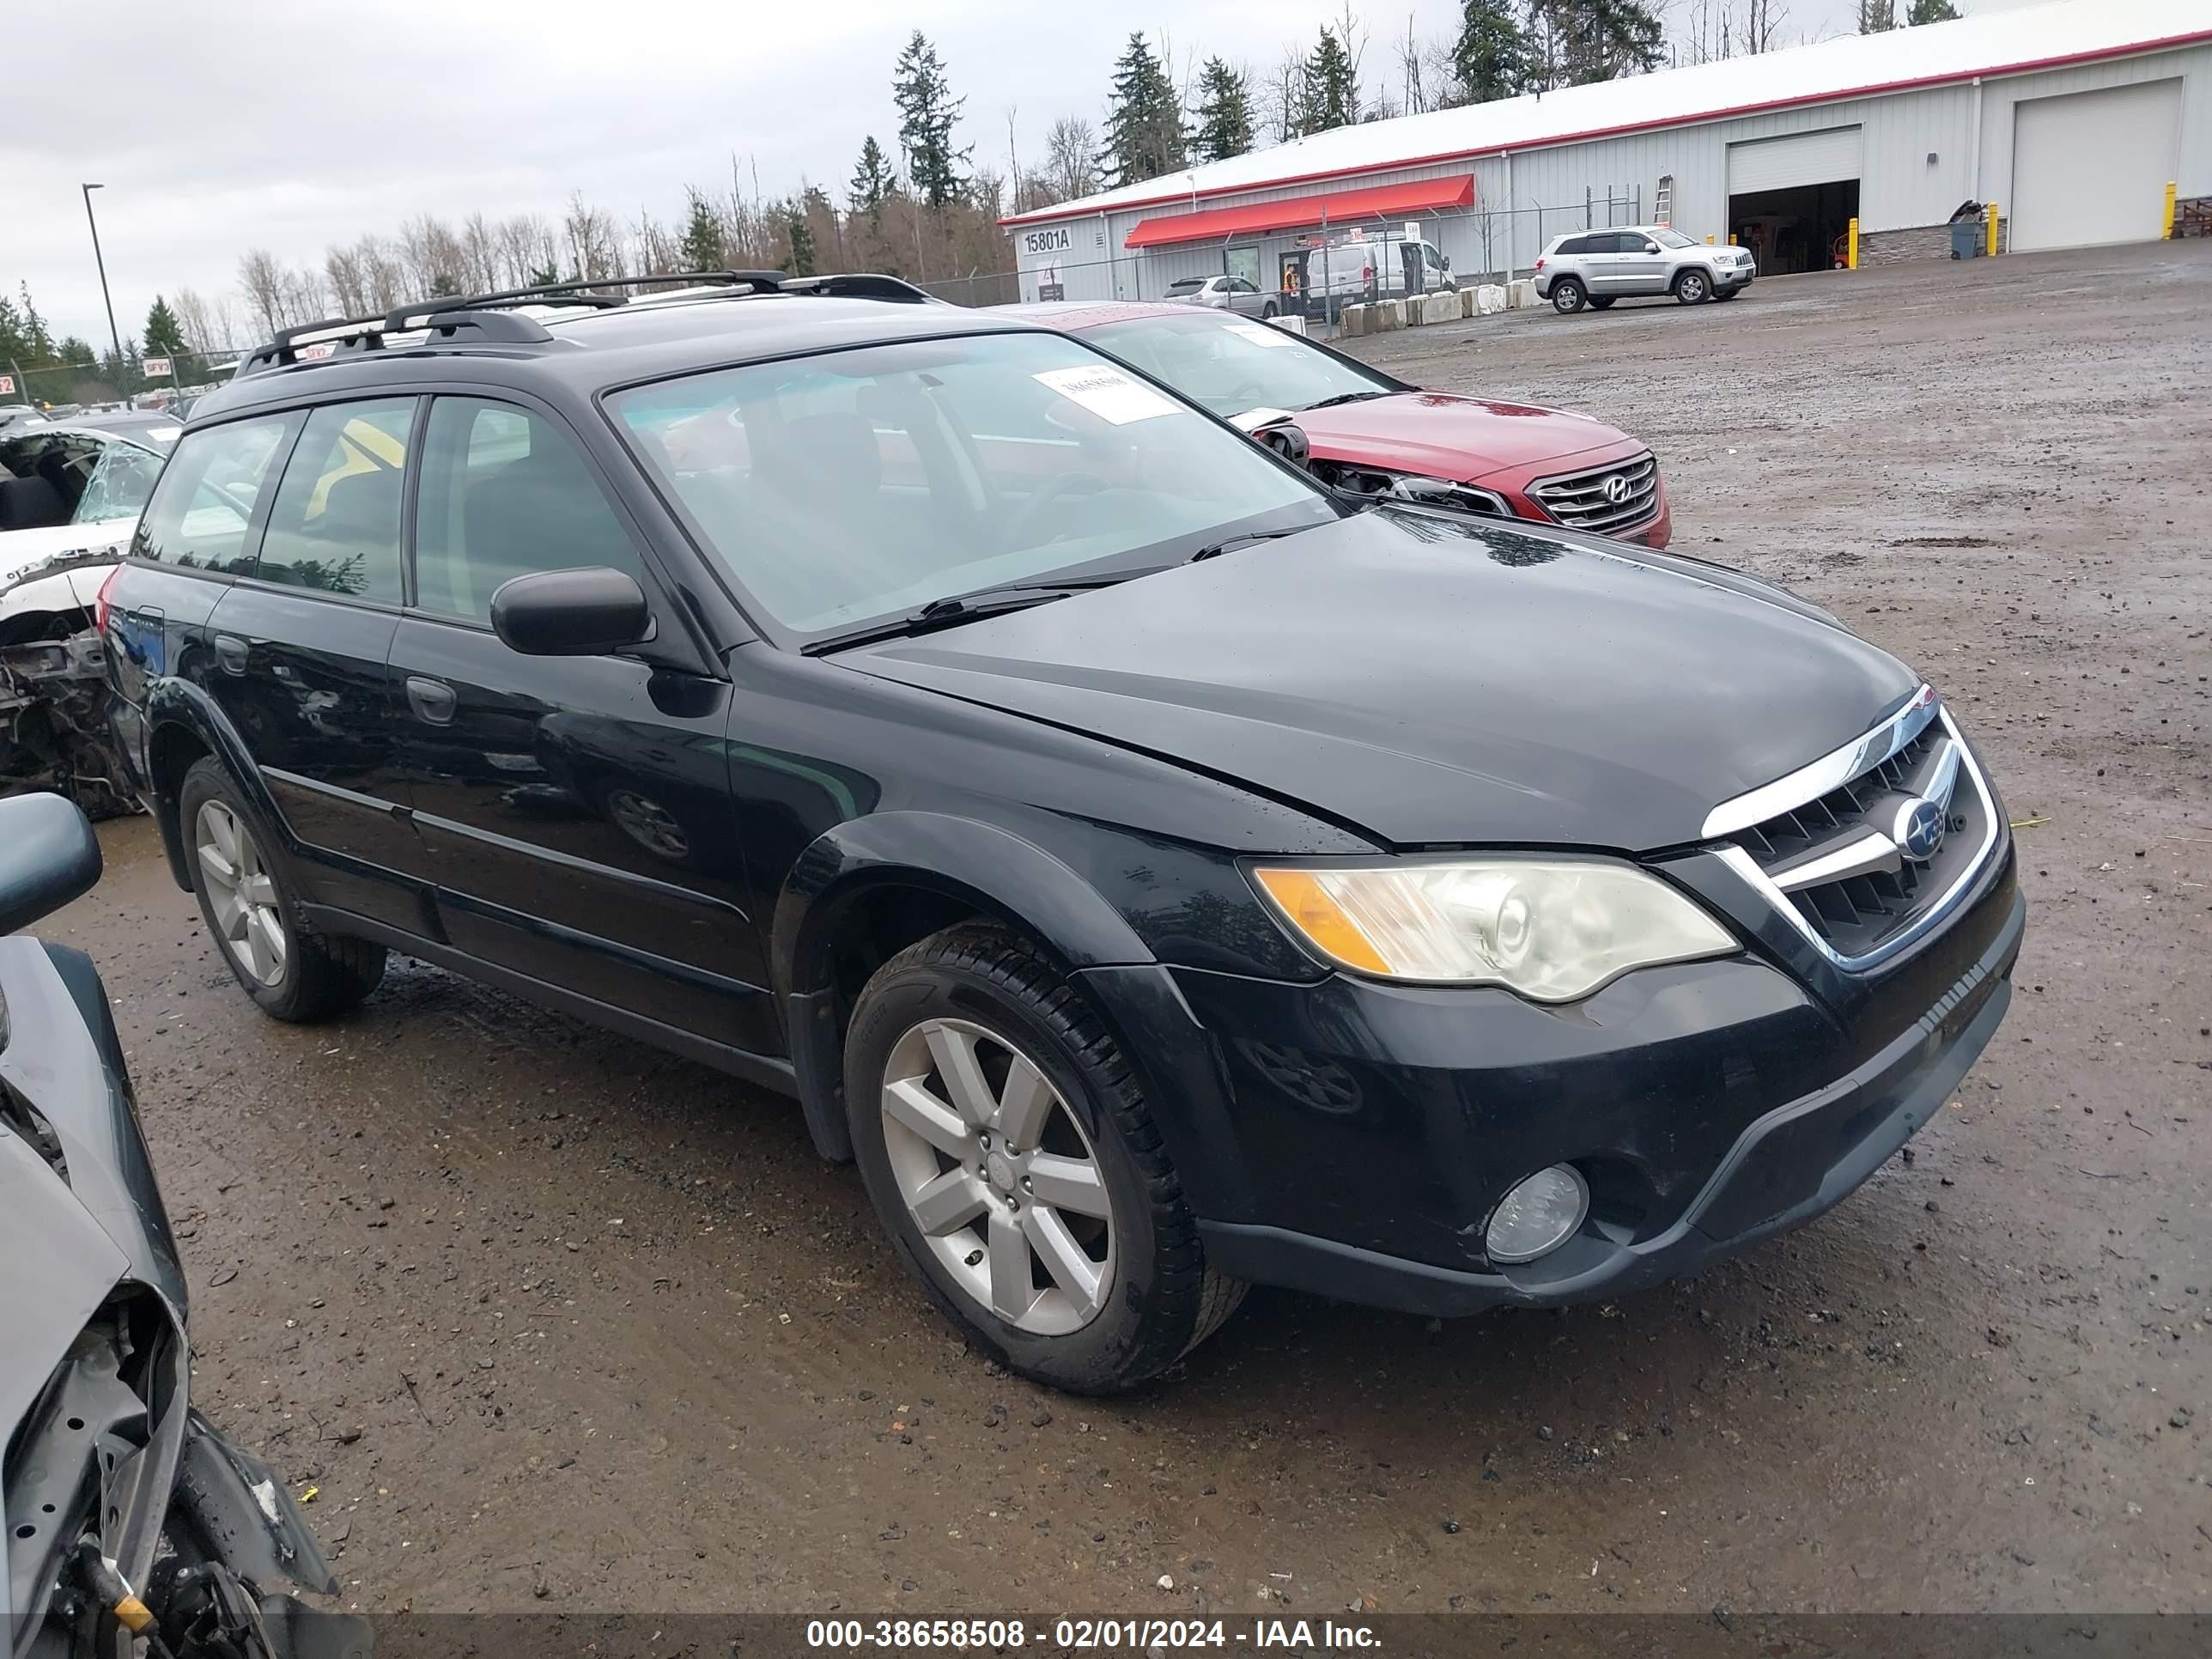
left=1533, top=226, right=1755, bottom=314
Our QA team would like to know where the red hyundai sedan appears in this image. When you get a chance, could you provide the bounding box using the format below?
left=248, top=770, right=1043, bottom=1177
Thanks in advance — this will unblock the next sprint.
left=1006, top=301, right=1669, bottom=549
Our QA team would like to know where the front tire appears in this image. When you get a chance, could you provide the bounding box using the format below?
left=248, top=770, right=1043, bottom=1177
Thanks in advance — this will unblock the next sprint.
left=178, top=757, right=386, bottom=1022
left=1261, top=301, right=1279, bottom=319
left=844, top=923, right=1245, bottom=1393
left=1550, top=277, right=1586, bottom=314
left=1674, top=269, right=1711, bottom=305
left=1713, top=287, right=1741, bottom=301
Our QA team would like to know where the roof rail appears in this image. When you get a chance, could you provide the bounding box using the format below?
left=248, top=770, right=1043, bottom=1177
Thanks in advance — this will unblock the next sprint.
left=235, top=268, right=944, bottom=379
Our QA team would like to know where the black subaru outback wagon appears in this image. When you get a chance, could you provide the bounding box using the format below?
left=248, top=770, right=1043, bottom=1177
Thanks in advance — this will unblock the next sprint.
left=99, top=272, right=2022, bottom=1392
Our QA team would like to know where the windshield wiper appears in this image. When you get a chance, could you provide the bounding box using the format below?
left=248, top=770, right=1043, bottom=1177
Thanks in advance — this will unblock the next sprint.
left=801, top=585, right=1089, bottom=655
left=1300, top=389, right=1394, bottom=412
left=1188, top=527, right=1306, bottom=562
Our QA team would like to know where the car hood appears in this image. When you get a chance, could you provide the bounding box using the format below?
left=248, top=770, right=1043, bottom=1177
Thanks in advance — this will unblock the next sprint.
left=0, top=518, right=133, bottom=590
left=840, top=510, right=1918, bottom=850
left=1295, top=390, right=1642, bottom=484
left=0, top=938, right=185, bottom=1434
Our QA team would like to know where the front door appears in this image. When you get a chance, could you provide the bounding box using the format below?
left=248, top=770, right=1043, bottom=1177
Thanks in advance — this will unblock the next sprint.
left=388, top=393, right=778, bottom=1055
left=1612, top=232, right=1669, bottom=294
left=195, top=398, right=422, bottom=927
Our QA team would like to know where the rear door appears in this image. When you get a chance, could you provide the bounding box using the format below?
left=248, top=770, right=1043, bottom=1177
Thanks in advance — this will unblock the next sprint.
left=1577, top=234, right=1626, bottom=294
left=196, top=397, right=422, bottom=927
left=387, top=392, right=777, bottom=1054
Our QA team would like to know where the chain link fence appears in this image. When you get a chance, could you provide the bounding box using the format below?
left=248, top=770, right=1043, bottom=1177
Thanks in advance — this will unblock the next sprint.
left=3, top=346, right=241, bottom=413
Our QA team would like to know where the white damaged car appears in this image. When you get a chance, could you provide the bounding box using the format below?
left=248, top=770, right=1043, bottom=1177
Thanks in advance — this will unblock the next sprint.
left=0, top=419, right=178, bottom=813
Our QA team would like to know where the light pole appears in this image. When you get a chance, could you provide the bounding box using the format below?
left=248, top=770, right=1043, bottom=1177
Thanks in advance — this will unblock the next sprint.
left=81, top=183, right=125, bottom=370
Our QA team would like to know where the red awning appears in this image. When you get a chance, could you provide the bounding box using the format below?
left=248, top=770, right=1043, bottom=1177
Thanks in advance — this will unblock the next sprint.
left=1122, top=174, right=1474, bottom=250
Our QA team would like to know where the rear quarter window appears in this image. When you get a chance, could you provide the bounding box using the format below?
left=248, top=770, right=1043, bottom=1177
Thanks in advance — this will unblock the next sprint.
left=133, top=414, right=294, bottom=573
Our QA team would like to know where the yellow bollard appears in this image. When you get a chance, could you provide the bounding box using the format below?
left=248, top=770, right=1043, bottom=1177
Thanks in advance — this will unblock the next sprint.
left=1727, top=233, right=1737, bottom=245
left=1705, top=234, right=1715, bottom=244
left=1846, top=217, right=1859, bottom=270
left=1985, top=201, right=1999, bottom=257
left=2164, top=181, right=2179, bottom=240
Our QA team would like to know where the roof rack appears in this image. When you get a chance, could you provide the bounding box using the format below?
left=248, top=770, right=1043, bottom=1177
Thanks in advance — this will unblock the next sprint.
left=235, top=268, right=941, bottom=378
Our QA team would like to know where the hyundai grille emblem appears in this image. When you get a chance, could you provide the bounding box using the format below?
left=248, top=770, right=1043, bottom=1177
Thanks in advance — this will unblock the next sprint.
left=1602, top=474, right=1633, bottom=506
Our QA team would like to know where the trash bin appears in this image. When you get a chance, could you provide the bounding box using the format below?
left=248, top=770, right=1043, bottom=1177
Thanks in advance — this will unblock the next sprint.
left=1950, top=219, right=1984, bottom=259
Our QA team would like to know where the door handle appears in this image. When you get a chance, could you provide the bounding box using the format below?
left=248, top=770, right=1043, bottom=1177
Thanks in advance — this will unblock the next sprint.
left=213, top=634, right=250, bottom=675
left=405, top=675, right=458, bottom=726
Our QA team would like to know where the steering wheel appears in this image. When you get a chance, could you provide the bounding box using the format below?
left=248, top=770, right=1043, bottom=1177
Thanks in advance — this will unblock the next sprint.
left=1005, top=471, right=1109, bottom=549
left=1230, top=381, right=1271, bottom=407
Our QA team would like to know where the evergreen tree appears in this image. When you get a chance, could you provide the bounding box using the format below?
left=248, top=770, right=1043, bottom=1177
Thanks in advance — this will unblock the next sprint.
left=1905, top=0, right=1959, bottom=21
left=678, top=190, right=726, bottom=270
left=1190, top=58, right=1255, bottom=163
left=16, top=285, right=55, bottom=362
left=893, top=32, right=972, bottom=208
left=787, top=209, right=818, bottom=276
left=1304, top=28, right=1360, bottom=133
left=1856, top=0, right=1898, bottom=30
left=1527, top=0, right=1664, bottom=88
left=1454, top=0, right=1531, bottom=102
left=849, top=136, right=899, bottom=228
left=527, top=260, right=562, bottom=289
left=54, top=335, right=94, bottom=368
left=1102, top=32, right=1188, bottom=186
left=143, top=295, right=187, bottom=359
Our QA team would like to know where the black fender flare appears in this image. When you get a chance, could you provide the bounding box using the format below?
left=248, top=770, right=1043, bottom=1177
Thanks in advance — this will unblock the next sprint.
left=141, top=677, right=282, bottom=893
left=771, top=812, right=1157, bottom=1163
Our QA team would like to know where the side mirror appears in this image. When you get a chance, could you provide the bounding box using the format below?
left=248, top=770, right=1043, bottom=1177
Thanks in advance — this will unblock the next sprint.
left=1246, top=418, right=1311, bottom=469
left=489, top=567, right=653, bottom=657
left=1644, top=242, right=1661, bottom=254
left=0, top=793, right=101, bottom=934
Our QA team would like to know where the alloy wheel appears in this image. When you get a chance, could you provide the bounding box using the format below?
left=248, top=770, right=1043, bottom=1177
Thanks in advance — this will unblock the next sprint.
left=1681, top=272, right=1708, bottom=302
left=606, top=788, right=690, bottom=860
left=879, top=1017, right=1116, bottom=1336
left=195, top=799, right=289, bottom=987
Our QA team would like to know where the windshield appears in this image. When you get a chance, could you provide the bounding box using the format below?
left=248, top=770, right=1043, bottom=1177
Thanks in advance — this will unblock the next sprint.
left=611, top=330, right=1335, bottom=641
left=1083, top=309, right=1395, bottom=420
left=1651, top=228, right=1696, bottom=249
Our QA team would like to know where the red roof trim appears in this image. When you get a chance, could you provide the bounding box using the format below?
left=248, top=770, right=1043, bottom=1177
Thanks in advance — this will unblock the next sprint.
left=1122, top=174, right=1475, bottom=249
left=1000, top=31, right=2212, bottom=228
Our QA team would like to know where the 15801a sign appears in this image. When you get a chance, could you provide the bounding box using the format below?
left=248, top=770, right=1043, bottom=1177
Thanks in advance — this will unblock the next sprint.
left=1021, top=225, right=1073, bottom=256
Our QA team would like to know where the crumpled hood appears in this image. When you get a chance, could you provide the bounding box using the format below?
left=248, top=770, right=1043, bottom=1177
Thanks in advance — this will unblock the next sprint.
left=0, top=937, right=185, bottom=1434
left=840, top=510, right=1918, bottom=850
left=1295, top=390, right=1643, bottom=484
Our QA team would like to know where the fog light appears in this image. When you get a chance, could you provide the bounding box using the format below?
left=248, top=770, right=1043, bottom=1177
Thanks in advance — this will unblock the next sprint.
left=1486, top=1165, right=1589, bottom=1264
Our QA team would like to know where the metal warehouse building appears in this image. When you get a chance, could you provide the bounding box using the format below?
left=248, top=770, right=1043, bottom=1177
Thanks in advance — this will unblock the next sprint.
left=1002, top=0, right=2209, bottom=303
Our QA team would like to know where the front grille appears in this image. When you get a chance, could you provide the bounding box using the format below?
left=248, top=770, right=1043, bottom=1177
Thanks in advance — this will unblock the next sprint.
left=1528, top=453, right=1660, bottom=536
left=1719, top=703, right=1996, bottom=966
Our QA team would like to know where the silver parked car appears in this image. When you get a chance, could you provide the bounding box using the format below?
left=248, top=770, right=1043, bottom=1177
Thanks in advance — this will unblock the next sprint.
left=1533, top=225, right=1756, bottom=314
left=1161, top=273, right=1281, bottom=318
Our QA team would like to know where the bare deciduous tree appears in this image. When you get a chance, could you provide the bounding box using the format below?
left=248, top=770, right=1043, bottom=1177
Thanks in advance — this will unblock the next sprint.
left=1043, top=116, right=1099, bottom=202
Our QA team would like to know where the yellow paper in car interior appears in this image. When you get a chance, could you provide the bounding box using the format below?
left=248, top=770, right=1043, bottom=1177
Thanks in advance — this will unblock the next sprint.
left=1031, top=366, right=1183, bottom=425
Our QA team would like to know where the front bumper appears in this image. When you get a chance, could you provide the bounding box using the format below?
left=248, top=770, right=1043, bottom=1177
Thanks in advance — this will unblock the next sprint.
left=1716, top=261, right=1755, bottom=290
left=1144, top=853, right=2021, bottom=1319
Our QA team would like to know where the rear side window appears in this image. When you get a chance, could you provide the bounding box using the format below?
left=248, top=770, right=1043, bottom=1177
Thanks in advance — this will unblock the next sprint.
left=254, top=399, right=415, bottom=604
left=133, top=415, right=292, bottom=572
left=411, top=397, right=644, bottom=624
left=1553, top=236, right=1589, bottom=257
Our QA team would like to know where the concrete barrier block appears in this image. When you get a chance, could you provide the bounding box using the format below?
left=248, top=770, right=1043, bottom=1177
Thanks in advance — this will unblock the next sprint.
left=1457, top=286, right=1480, bottom=317
left=1372, top=300, right=1406, bottom=332
left=1339, top=306, right=1368, bottom=337
left=1477, top=283, right=1507, bottom=315
left=1506, top=279, right=1537, bottom=310
left=1268, top=313, right=1308, bottom=337
left=1421, top=292, right=1460, bottom=325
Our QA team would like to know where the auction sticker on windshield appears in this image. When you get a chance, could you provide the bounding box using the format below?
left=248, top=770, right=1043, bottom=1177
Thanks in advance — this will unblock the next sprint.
left=1033, top=366, right=1182, bottom=425
left=1224, top=322, right=1292, bottom=348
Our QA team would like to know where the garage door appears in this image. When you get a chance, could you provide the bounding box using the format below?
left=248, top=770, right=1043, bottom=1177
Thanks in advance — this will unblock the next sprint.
left=1727, top=127, right=1863, bottom=195
left=2010, top=79, right=2183, bottom=252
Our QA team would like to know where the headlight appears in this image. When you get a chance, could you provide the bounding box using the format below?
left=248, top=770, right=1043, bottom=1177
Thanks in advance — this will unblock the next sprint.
left=1252, top=860, right=1736, bottom=1001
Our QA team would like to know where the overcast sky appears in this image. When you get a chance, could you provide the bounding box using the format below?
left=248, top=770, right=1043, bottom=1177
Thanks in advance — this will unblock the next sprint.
left=8, top=0, right=2007, bottom=352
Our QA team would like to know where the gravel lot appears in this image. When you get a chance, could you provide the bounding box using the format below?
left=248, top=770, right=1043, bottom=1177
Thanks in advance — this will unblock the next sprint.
left=46, top=240, right=2209, bottom=1618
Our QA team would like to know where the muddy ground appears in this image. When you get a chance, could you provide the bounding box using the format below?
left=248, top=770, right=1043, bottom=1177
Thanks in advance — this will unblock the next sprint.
left=47, top=240, right=2209, bottom=1618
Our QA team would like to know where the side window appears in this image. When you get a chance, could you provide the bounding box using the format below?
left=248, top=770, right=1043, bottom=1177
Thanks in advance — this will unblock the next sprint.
left=1553, top=236, right=1588, bottom=258
left=254, top=399, right=414, bottom=604
left=412, top=398, right=645, bottom=625
left=133, top=416, right=292, bottom=572
left=75, top=442, right=167, bottom=525
left=0, top=432, right=100, bottom=529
